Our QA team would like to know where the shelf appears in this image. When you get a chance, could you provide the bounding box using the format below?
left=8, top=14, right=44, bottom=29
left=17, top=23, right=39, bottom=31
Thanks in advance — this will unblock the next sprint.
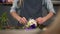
left=52, top=1, right=60, bottom=5
left=52, top=1, right=60, bottom=6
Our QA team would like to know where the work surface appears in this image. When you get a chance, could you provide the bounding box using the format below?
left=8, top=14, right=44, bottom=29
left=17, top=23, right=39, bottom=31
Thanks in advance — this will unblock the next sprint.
left=0, top=28, right=42, bottom=34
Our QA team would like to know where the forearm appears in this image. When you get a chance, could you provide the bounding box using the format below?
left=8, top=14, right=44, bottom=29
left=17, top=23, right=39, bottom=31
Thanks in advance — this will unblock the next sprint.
left=10, top=11, right=21, bottom=21
left=43, top=11, right=54, bottom=20
left=44, top=0, right=55, bottom=20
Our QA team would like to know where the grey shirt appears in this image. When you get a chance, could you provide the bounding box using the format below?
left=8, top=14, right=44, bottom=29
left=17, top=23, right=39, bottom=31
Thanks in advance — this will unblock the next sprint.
left=10, top=0, right=56, bottom=14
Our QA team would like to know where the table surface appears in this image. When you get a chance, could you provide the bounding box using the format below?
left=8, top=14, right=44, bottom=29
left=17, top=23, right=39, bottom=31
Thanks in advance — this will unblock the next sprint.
left=0, top=28, right=41, bottom=34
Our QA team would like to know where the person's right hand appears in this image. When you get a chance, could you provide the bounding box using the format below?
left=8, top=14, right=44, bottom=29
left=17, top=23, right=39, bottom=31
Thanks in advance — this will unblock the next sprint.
left=19, top=17, right=27, bottom=24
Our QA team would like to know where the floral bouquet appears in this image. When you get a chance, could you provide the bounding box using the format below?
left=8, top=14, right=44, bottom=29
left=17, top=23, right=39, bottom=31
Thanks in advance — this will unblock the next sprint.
left=25, top=19, right=37, bottom=29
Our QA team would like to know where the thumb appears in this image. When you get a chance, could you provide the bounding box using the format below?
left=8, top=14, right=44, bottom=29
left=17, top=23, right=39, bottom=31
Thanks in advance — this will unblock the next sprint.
left=23, top=17, right=27, bottom=22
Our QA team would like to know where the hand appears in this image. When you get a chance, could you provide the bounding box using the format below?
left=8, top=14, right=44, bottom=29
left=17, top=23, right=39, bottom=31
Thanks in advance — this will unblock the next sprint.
left=19, top=17, right=27, bottom=24
left=36, top=17, right=47, bottom=24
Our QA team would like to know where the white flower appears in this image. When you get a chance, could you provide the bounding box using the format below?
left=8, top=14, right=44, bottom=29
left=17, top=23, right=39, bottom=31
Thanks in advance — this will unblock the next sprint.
left=26, top=19, right=37, bottom=27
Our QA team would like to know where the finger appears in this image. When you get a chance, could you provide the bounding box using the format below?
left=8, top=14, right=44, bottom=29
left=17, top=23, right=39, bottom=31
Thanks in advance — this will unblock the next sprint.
left=19, top=18, right=25, bottom=24
left=38, top=20, right=43, bottom=24
left=21, top=18, right=27, bottom=24
left=21, top=18, right=25, bottom=23
left=19, top=18, right=22, bottom=23
left=23, top=17, right=27, bottom=23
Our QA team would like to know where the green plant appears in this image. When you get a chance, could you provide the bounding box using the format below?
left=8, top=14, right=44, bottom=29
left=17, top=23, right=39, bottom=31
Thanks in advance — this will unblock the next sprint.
left=0, top=12, right=9, bottom=29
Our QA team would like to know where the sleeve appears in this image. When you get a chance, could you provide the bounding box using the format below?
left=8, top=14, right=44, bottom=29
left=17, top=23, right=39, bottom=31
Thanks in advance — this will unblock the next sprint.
left=44, top=0, right=56, bottom=14
left=10, top=0, right=19, bottom=12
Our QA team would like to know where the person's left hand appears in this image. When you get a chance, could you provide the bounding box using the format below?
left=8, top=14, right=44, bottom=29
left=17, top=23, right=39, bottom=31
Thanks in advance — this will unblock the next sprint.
left=36, top=17, right=47, bottom=24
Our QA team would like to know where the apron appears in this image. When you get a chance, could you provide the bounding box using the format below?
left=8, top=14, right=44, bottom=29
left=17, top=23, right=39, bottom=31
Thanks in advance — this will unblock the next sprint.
left=20, top=0, right=42, bottom=20
left=17, top=0, right=43, bottom=29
